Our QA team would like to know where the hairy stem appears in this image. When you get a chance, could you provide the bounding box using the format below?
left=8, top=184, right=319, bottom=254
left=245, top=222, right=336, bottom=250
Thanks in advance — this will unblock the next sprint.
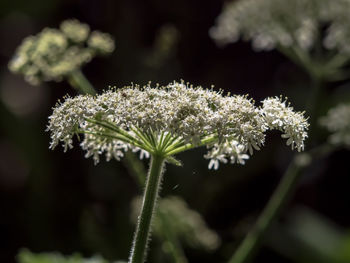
left=67, top=69, right=97, bottom=95
left=129, top=155, right=165, bottom=263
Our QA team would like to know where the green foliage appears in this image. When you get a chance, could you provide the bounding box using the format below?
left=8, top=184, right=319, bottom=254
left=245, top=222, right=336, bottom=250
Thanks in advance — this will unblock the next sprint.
left=131, top=195, right=221, bottom=250
left=17, top=249, right=110, bottom=263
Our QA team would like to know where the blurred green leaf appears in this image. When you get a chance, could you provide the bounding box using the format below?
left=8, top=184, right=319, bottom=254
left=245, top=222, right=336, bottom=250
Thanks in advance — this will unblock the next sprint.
left=17, top=249, right=110, bottom=263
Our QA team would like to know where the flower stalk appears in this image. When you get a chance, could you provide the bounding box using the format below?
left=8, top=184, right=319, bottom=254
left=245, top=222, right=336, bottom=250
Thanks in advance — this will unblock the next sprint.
left=8, top=19, right=115, bottom=86
left=47, top=81, right=309, bottom=263
left=129, top=154, right=165, bottom=263
left=229, top=159, right=301, bottom=263
left=62, top=67, right=191, bottom=262
left=67, top=69, right=96, bottom=95
left=228, top=141, right=336, bottom=263
left=157, top=210, right=189, bottom=263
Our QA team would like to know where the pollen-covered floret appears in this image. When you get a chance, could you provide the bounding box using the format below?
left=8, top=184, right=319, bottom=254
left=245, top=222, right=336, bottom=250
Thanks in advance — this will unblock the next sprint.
left=47, top=81, right=308, bottom=168
left=319, top=103, right=350, bottom=146
left=210, top=0, right=350, bottom=53
left=8, top=19, right=115, bottom=85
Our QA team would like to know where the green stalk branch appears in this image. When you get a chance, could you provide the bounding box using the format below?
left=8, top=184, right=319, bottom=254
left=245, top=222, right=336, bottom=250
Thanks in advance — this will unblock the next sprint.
left=165, top=134, right=218, bottom=156
left=84, top=118, right=150, bottom=151
left=129, top=155, right=165, bottom=263
left=76, top=130, right=148, bottom=151
left=130, top=126, right=155, bottom=150
left=67, top=69, right=97, bottom=95
left=160, top=134, right=178, bottom=152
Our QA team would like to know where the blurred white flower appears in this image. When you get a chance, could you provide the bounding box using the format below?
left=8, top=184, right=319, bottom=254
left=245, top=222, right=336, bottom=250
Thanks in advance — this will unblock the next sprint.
left=8, top=19, right=115, bottom=85
left=88, top=31, right=115, bottom=55
left=320, top=103, right=350, bottom=146
left=210, top=0, right=350, bottom=53
left=60, top=19, right=90, bottom=43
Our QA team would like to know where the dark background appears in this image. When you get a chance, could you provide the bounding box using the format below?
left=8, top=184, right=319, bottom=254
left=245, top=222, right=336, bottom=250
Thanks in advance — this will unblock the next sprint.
left=0, top=0, right=349, bottom=262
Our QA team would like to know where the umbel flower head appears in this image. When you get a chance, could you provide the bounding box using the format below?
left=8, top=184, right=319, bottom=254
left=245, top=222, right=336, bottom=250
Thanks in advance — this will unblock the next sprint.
left=210, top=0, right=350, bottom=52
left=47, top=81, right=308, bottom=169
left=320, top=103, right=350, bottom=146
left=8, top=19, right=115, bottom=85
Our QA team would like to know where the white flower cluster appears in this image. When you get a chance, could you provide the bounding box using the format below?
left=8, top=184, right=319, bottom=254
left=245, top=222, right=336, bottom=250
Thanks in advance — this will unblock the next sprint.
left=8, top=19, right=115, bottom=85
left=320, top=104, right=350, bottom=146
left=210, top=0, right=350, bottom=52
left=260, top=97, right=308, bottom=152
left=47, top=82, right=308, bottom=168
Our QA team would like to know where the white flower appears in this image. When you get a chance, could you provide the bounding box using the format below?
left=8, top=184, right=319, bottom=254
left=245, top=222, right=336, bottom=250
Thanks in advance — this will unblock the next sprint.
left=204, top=139, right=250, bottom=169
left=208, top=156, right=227, bottom=170
left=88, top=31, right=115, bottom=54
left=260, top=97, right=309, bottom=152
left=60, top=19, right=90, bottom=43
left=8, top=19, right=115, bottom=85
left=210, top=0, right=350, bottom=53
left=47, top=81, right=308, bottom=168
left=320, top=103, right=350, bottom=146
left=132, top=147, right=150, bottom=160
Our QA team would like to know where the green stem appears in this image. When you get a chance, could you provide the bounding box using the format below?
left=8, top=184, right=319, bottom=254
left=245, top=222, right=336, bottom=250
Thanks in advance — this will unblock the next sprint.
left=126, top=150, right=189, bottom=263
left=228, top=159, right=301, bottom=263
left=165, top=134, right=218, bottom=156
left=277, top=45, right=314, bottom=77
left=158, top=211, right=188, bottom=263
left=67, top=69, right=97, bottom=95
left=129, top=155, right=165, bottom=263
left=228, top=143, right=336, bottom=263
